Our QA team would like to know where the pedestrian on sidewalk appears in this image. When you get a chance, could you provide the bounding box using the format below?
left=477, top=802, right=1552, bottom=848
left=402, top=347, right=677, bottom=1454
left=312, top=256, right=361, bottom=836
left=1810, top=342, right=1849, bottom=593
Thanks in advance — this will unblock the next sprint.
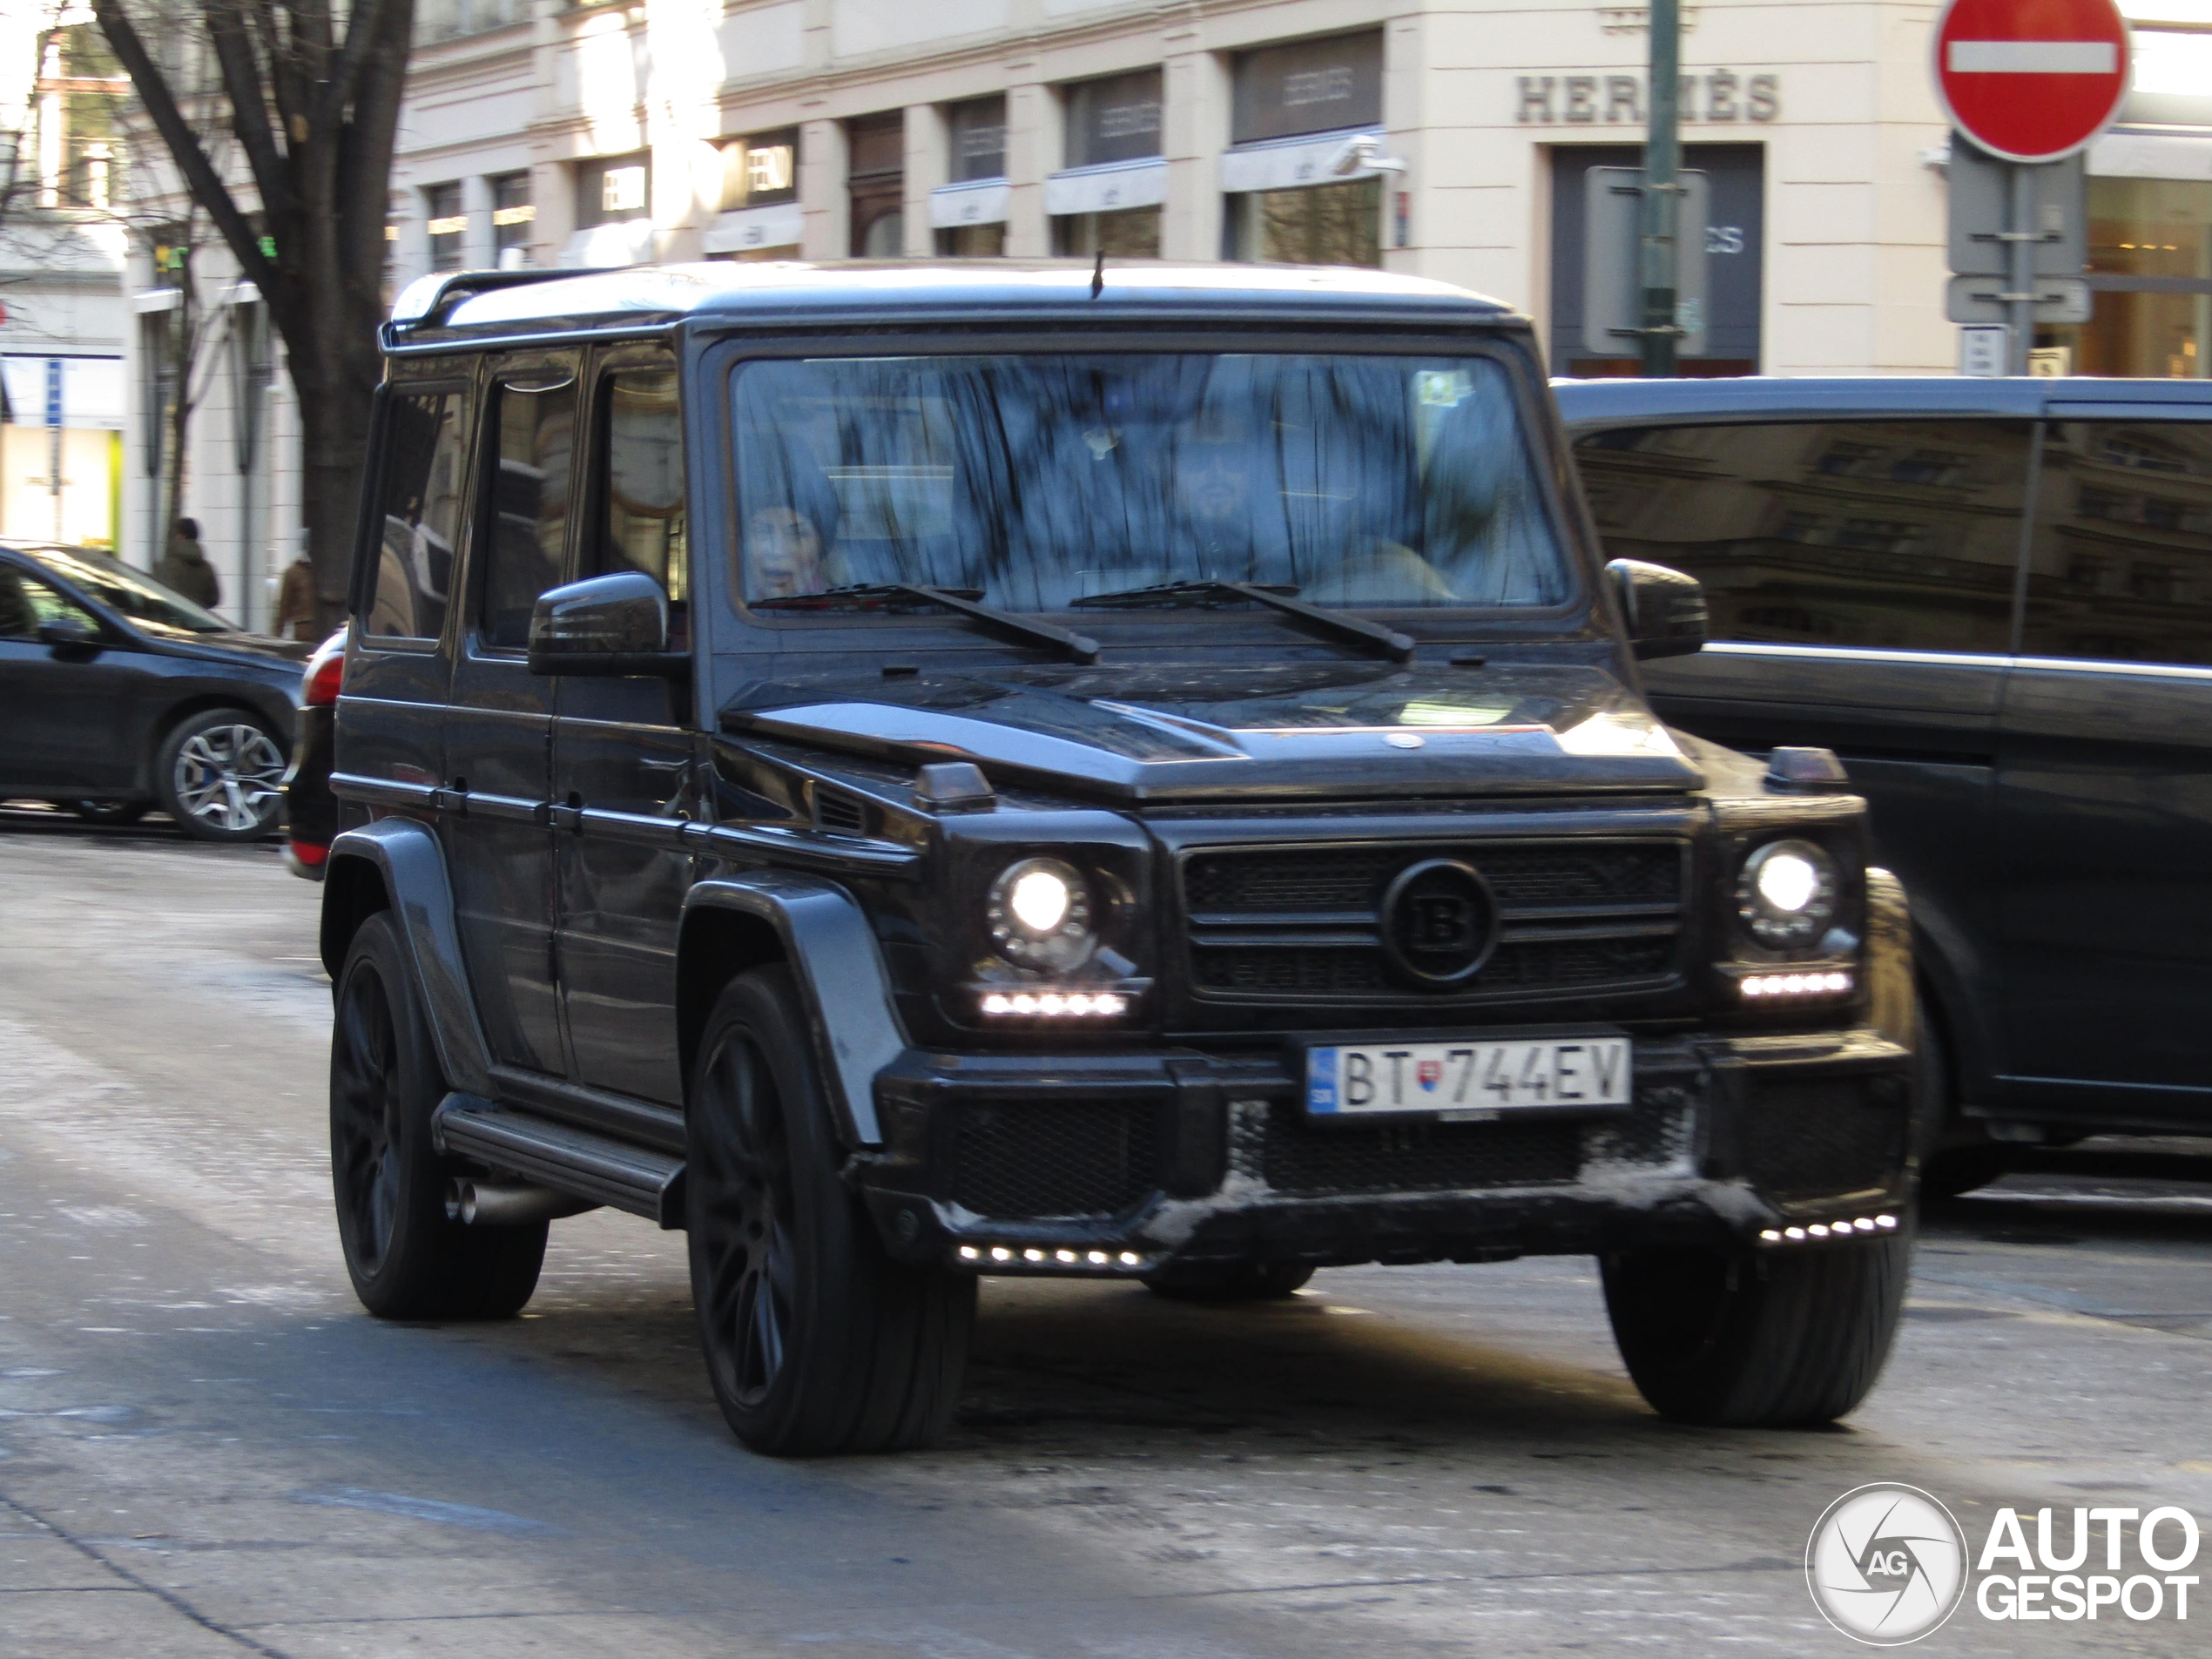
left=155, top=517, right=219, bottom=610
left=274, top=532, right=319, bottom=640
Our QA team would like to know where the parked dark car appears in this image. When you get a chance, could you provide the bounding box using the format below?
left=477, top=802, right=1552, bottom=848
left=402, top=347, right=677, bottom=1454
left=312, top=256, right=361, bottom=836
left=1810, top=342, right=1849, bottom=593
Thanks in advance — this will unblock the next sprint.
left=280, top=625, right=346, bottom=878
left=318, top=262, right=1919, bottom=1458
left=0, top=543, right=304, bottom=840
left=1556, top=374, right=2212, bottom=1194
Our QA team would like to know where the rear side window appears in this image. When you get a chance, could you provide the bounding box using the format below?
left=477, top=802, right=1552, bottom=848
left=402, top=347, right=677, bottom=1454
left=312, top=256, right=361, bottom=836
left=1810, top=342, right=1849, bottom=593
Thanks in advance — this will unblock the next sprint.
left=1574, top=419, right=2031, bottom=652
left=367, top=387, right=469, bottom=641
left=587, top=367, right=687, bottom=602
left=479, top=374, right=579, bottom=650
left=2022, top=421, right=2212, bottom=666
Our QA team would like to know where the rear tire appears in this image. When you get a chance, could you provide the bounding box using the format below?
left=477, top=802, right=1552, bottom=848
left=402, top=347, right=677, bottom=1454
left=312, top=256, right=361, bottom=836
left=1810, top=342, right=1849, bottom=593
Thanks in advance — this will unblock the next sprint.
left=687, top=967, right=974, bottom=1455
left=1602, top=1227, right=1910, bottom=1427
left=157, top=708, right=286, bottom=842
left=71, top=799, right=150, bottom=826
left=1146, top=1260, right=1315, bottom=1301
left=329, top=912, right=547, bottom=1319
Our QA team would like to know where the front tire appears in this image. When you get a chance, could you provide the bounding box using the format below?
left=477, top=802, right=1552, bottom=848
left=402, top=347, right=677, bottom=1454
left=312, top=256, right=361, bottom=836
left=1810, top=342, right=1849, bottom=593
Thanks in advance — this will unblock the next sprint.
left=157, top=709, right=286, bottom=842
left=687, top=968, right=974, bottom=1455
left=329, top=912, right=546, bottom=1319
left=1602, top=1228, right=1910, bottom=1427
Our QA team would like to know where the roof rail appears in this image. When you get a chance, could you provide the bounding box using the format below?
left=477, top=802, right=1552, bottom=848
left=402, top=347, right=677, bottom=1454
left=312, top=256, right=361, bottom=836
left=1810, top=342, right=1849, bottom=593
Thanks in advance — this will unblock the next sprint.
left=384, top=267, right=577, bottom=339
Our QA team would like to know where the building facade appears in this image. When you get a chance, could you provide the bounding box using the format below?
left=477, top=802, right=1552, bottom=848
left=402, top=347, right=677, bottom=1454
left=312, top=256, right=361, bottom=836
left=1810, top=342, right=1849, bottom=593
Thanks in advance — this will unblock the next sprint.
left=115, top=0, right=2212, bottom=616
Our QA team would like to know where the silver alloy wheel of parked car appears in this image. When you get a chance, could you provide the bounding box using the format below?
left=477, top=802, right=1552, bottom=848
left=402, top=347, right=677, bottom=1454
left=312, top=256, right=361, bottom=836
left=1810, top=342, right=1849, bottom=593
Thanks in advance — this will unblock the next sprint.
left=172, top=722, right=284, bottom=836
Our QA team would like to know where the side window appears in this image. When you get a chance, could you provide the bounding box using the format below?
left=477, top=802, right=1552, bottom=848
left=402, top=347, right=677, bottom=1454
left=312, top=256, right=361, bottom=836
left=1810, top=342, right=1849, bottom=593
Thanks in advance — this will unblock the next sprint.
left=479, top=373, right=580, bottom=650
left=2022, top=421, right=2212, bottom=666
left=366, top=386, right=469, bottom=641
left=0, top=569, right=98, bottom=639
left=586, top=365, right=688, bottom=616
left=1574, top=419, right=2030, bottom=652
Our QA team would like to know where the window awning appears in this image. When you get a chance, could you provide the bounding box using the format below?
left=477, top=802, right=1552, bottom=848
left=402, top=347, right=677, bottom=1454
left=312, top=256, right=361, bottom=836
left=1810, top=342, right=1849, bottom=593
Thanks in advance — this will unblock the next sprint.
left=1, top=356, right=125, bottom=431
left=702, top=202, right=804, bottom=254
left=1043, top=158, right=1167, bottom=218
left=928, top=179, right=1009, bottom=230
left=1221, top=129, right=1386, bottom=195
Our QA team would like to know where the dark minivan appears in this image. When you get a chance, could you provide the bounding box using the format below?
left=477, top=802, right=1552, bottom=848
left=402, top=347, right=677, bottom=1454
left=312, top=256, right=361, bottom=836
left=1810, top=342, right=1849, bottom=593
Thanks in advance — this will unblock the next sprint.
left=1557, top=376, right=2212, bottom=1190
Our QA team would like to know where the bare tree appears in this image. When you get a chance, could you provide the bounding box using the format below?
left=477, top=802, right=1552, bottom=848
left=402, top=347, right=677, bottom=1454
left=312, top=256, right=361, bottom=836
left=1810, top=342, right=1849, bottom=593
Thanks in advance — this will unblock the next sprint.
left=95, top=0, right=413, bottom=628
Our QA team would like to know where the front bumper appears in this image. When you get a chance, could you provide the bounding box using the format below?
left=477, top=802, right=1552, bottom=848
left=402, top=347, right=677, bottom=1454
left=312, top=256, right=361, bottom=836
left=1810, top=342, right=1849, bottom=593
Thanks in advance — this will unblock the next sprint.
left=856, top=1027, right=1912, bottom=1275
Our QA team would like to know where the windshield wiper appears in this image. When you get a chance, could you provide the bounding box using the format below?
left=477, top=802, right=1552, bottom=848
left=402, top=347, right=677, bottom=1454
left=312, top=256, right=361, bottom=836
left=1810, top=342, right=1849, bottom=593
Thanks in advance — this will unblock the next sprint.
left=1070, top=579, right=1414, bottom=664
left=752, top=583, right=1100, bottom=665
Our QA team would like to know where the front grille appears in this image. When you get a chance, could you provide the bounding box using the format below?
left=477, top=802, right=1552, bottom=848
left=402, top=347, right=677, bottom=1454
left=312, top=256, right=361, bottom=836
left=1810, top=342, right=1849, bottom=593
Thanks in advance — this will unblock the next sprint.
left=1741, top=1076, right=1907, bottom=1197
left=952, top=1102, right=1162, bottom=1220
left=1261, top=1104, right=1581, bottom=1196
left=1181, top=839, right=1687, bottom=1006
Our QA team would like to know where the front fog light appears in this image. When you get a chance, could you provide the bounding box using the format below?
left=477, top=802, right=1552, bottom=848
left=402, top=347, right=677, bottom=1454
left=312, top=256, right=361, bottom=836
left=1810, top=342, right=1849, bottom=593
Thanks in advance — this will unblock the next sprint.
left=988, top=856, right=1095, bottom=970
left=1737, top=838, right=1838, bottom=948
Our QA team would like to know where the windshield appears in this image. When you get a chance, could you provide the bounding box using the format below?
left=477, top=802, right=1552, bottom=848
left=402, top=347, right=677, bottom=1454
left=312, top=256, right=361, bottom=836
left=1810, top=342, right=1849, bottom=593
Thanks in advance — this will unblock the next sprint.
left=36, top=549, right=226, bottom=633
left=731, top=353, right=1569, bottom=615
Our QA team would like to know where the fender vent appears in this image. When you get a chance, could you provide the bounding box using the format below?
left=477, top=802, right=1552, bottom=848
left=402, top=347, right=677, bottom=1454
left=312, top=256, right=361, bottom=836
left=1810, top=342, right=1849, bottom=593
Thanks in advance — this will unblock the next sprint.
left=810, top=784, right=870, bottom=837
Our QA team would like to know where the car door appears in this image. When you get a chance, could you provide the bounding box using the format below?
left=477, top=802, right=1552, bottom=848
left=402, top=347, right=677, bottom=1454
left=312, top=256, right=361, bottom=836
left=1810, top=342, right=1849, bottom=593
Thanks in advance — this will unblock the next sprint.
left=1994, top=415, right=2212, bottom=1126
left=444, top=352, right=580, bottom=1079
left=550, top=351, right=696, bottom=1104
left=1574, top=416, right=2033, bottom=1086
left=0, top=560, right=152, bottom=793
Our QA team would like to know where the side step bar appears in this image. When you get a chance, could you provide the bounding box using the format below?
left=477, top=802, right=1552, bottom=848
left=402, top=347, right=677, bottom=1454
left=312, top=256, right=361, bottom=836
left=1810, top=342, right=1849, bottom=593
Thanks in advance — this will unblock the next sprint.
left=434, top=1094, right=685, bottom=1229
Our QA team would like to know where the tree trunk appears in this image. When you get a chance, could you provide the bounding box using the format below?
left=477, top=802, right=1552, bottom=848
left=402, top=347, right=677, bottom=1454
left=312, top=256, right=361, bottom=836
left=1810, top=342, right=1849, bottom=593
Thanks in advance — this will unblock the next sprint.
left=292, top=341, right=377, bottom=637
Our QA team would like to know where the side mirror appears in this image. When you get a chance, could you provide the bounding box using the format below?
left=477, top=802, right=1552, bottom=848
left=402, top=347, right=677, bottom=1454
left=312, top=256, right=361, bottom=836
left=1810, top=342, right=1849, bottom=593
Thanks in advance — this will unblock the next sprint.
left=1605, top=558, right=1708, bottom=661
left=526, top=572, right=686, bottom=677
left=37, top=615, right=101, bottom=652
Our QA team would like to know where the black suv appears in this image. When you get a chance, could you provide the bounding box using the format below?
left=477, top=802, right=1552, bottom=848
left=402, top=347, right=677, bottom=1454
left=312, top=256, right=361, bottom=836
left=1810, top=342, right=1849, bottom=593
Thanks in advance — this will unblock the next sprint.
left=320, top=263, right=1916, bottom=1456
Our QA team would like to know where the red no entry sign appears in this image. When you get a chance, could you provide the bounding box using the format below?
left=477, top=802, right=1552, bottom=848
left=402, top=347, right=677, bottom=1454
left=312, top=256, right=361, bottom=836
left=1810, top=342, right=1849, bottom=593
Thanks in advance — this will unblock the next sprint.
left=1934, top=0, right=2133, bottom=163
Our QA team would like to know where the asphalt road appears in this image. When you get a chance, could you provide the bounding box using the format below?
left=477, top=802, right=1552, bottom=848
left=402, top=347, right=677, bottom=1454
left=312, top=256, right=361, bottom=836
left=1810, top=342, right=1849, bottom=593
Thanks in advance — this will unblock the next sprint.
left=3, top=808, right=2208, bottom=1657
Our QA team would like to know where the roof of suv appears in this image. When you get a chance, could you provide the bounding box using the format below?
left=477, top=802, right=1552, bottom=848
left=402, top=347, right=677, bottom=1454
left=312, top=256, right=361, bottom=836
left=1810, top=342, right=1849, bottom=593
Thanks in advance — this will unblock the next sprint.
left=1551, top=374, right=2212, bottom=431
left=388, top=260, right=1521, bottom=347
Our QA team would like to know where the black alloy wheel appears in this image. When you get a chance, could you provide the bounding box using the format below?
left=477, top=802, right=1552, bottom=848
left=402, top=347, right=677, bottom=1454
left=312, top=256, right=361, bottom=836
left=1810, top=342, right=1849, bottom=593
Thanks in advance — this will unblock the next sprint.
left=71, top=799, right=150, bottom=826
left=329, top=912, right=546, bottom=1319
left=1601, top=1224, right=1911, bottom=1428
left=687, top=968, right=974, bottom=1456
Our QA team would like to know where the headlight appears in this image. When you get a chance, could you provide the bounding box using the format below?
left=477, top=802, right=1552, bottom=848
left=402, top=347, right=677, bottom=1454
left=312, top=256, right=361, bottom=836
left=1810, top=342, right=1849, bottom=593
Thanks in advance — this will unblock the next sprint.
left=987, top=857, right=1095, bottom=970
left=1737, top=839, right=1838, bottom=948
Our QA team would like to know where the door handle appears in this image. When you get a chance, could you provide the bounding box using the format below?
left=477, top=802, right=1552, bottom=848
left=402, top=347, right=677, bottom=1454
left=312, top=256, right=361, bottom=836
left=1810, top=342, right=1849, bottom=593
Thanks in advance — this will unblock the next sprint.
left=638, top=758, right=690, bottom=773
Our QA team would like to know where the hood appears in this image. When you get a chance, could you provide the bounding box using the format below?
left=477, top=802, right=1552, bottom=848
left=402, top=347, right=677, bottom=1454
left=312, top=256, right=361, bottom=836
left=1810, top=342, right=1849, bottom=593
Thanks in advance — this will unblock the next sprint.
left=152, top=629, right=313, bottom=673
left=722, top=659, right=1702, bottom=804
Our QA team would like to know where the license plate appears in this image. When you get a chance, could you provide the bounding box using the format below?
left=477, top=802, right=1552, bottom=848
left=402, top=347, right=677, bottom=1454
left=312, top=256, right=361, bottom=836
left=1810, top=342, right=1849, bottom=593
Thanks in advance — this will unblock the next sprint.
left=1304, top=1035, right=1632, bottom=1121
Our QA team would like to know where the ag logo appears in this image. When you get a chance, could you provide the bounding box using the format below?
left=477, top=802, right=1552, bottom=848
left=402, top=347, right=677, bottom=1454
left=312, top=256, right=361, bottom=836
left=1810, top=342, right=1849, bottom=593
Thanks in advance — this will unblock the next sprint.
left=1806, top=1484, right=1969, bottom=1645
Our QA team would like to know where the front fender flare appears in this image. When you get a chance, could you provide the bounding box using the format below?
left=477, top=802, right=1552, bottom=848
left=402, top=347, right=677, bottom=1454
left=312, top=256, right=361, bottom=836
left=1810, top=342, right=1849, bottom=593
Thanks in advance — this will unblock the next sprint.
left=683, top=874, right=906, bottom=1148
left=1865, top=866, right=1916, bottom=1056
left=324, top=819, right=496, bottom=1097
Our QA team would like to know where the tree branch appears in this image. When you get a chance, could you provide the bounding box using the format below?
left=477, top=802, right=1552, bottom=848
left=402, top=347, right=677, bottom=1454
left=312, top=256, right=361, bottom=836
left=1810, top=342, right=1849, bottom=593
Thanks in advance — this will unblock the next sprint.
left=320, top=0, right=396, bottom=138
left=204, top=2, right=293, bottom=223
left=92, top=0, right=276, bottom=293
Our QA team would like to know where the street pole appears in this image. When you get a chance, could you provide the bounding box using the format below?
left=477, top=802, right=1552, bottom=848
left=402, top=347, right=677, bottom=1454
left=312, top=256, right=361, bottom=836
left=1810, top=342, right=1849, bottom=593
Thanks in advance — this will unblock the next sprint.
left=1640, top=0, right=1682, bottom=377
left=2006, top=162, right=2034, bottom=374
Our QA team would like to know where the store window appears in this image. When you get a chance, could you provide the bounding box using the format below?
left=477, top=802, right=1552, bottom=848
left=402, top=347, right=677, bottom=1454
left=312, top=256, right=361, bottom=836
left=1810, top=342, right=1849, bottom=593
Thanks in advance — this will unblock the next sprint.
left=1550, top=145, right=1764, bottom=376
left=576, top=152, right=651, bottom=230
left=1054, top=70, right=1163, bottom=257
left=425, top=182, right=466, bottom=272
left=1225, top=33, right=1385, bottom=266
left=848, top=113, right=905, bottom=258
left=939, top=97, right=1008, bottom=256
left=1573, top=419, right=2032, bottom=651
left=491, top=172, right=533, bottom=267
left=2021, top=421, right=2212, bottom=664
left=2039, top=178, right=2212, bottom=379
left=705, top=129, right=801, bottom=262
